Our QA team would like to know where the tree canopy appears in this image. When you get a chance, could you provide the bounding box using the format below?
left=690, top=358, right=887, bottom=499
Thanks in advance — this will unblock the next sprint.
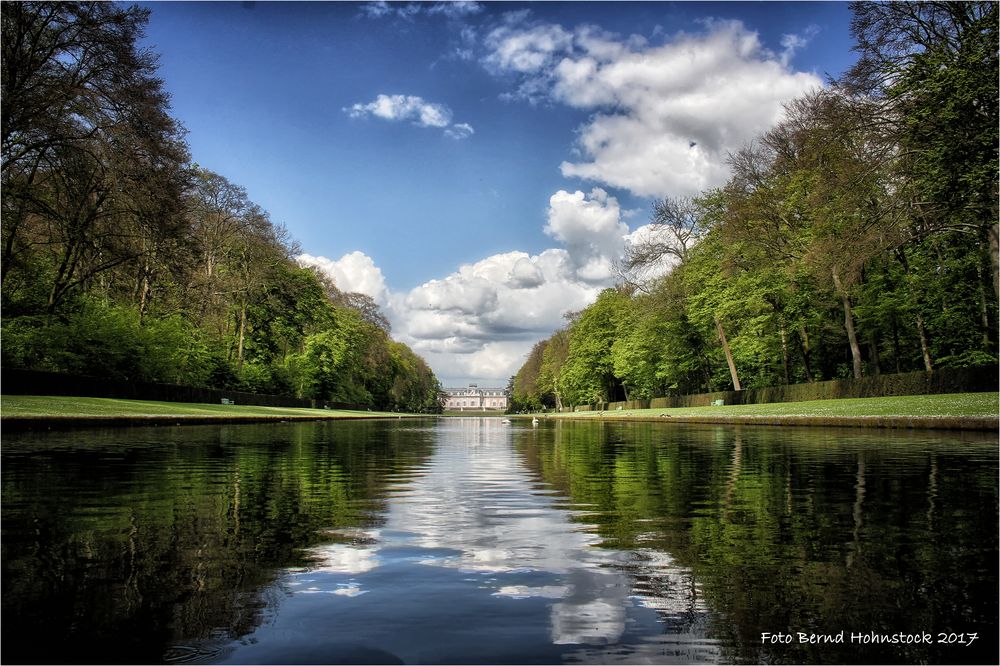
left=511, top=2, right=997, bottom=409
left=1, top=2, right=442, bottom=412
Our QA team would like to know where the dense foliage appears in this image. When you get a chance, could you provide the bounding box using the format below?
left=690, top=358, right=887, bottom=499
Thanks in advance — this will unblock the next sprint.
left=1, top=2, right=442, bottom=411
left=510, top=2, right=997, bottom=412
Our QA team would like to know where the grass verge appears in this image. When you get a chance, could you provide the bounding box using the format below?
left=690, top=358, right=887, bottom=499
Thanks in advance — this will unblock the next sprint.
left=0, top=395, right=413, bottom=423
left=545, top=393, right=999, bottom=418
left=519, top=393, right=999, bottom=431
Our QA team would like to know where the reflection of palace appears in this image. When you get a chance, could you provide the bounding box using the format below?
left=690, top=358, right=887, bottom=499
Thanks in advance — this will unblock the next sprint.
left=443, top=384, right=508, bottom=411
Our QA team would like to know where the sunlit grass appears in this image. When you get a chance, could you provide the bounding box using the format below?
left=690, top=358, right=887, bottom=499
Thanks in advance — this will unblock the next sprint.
left=0, top=395, right=409, bottom=419
left=3, top=393, right=996, bottom=423
left=538, top=392, right=999, bottom=419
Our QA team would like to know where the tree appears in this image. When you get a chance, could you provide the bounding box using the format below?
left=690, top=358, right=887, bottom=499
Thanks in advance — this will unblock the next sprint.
left=538, top=329, right=570, bottom=410
left=0, top=4, right=446, bottom=407
left=334, top=291, right=391, bottom=334
left=619, top=196, right=706, bottom=292
left=1, top=2, right=188, bottom=312
left=843, top=1, right=999, bottom=298
left=511, top=339, right=549, bottom=411
left=560, top=288, right=630, bottom=404
left=725, top=90, right=909, bottom=379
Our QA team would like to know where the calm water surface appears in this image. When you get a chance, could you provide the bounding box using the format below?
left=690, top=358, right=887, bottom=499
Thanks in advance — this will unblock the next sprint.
left=2, top=418, right=997, bottom=664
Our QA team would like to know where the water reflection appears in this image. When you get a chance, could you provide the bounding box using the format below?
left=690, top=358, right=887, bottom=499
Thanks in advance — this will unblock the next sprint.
left=2, top=418, right=996, bottom=665
left=219, top=417, right=714, bottom=663
left=514, top=421, right=998, bottom=664
left=1, top=421, right=436, bottom=665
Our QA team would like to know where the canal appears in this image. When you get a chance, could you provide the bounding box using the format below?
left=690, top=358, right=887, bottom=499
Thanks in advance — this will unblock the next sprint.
left=1, top=418, right=996, bottom=664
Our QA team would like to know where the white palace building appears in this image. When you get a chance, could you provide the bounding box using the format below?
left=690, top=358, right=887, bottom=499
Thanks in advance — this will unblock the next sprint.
left=443, top=384, right=508, bottom=411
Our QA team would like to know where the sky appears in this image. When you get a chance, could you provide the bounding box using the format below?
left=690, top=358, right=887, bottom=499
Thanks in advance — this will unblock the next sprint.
left=139, top=0, right=857, bottom=388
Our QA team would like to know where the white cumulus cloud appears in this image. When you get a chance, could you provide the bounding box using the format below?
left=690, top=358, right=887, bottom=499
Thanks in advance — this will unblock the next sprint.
left=345, top=94, right=474, bottom=139
left=406, top=275, right=499, bottom=315
left=361, top=1, right=484, bottom=20
left=484, top=17, right=824, bottom=197
left=298, top=251, right=389, bottom=305
left=346, top=94, right=452, bottom=127
left=390, top=249, right=606, bottom=385
left=296, top=185, right=641, bottom=385
left=545, top=188, right=629, bottom=284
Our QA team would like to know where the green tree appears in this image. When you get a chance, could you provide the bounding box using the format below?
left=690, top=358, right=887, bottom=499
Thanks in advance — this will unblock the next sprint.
left=1, top=2, right=188, bottom=314
left=844, top=1, right=999, bottom=298
left=560, top=288, right=630, bottom=405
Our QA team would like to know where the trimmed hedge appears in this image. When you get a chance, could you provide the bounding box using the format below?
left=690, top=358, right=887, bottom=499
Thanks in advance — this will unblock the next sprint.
left=564, top=366, right=998, bottom=412
left=0, top=368, right=366, bottom=410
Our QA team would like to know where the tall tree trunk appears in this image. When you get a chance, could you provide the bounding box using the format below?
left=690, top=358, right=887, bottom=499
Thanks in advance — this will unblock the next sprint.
left=832, top=267, right=863, bottom=379
left=2, top=154, right=44, bottom=285
left=976, top=264, right=993, bottom=350
left=895, top=247, right=934, bottom=371
left=779, top=322, right=790, bottom=384
left=916, top=313, right=933, bottom=372
left=138, top=272, right=151, bottom=323
left=714, top=314, right=741, bottom=390
left=236, top=303, right=247, bottom=373
left=47, top=231, right=85, bottom=313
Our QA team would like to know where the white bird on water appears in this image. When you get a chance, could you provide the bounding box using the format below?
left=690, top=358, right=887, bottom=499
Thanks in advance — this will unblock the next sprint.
left=531, top=417, right=539, bottom=426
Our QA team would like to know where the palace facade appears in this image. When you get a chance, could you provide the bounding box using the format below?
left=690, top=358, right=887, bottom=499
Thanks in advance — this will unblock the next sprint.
left=443, top=384, right=508, bottom=411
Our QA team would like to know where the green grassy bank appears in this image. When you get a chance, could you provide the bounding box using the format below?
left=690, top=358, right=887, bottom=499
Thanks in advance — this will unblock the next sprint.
left=3, top=393, right=997, bottom=431
left=520, top=392, right=1000, bottom=431
left=0, top=395, right=416, bottom=428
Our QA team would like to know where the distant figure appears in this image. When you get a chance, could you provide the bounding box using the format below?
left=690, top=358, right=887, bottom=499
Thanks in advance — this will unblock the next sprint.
left=531, top=417, right=539, bottom=426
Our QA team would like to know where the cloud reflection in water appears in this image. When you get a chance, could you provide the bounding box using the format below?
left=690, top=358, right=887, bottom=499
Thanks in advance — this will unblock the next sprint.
left=295, top=418, right=709, bottom=651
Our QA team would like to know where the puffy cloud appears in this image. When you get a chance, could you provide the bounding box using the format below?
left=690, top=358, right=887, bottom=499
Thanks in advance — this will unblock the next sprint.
left=427, top=1, right=484, bottom=18
left=390, top=249, right=606, bottom=384
left=484, top=17, right=824, bottom=197
left=345, top=94, right=474, bottom=139
left=346, top=94, right=452, bottom=127
left=545, top=188, right=629, bottom=283
left=406, top=276, right=499, bottom=315
left=484, top=22, right=573, bottom=75
left=298, top=245, right=607, bottom=385
left=361, top=1, right=483, bottom=20
left=359, top=1, right=394, bottom=19
left=298, top=190, right=638, bottom=385
left=779, top=25, right=821, bottom=66
left=508, top=256, right=544, bottom=289
left=298, top=251, right=389, bottom=305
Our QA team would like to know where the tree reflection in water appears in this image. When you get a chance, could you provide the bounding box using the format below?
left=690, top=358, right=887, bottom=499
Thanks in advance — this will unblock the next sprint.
left=2, top=419, right=996, bottom=664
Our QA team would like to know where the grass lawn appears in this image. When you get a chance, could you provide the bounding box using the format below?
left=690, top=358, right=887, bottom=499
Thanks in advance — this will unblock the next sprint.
left=531, top=392, right=999, bottom=419
left=2, top=393, right=996, bottom=426
left=0, top=395, right=411, bottom=419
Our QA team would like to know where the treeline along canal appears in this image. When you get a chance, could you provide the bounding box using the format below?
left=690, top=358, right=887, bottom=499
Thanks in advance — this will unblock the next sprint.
left=2, top=419, right=997, bottom=664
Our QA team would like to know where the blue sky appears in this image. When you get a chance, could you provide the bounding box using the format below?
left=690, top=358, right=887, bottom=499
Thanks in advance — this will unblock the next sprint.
left=140, top=1, right=856, bottom=386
